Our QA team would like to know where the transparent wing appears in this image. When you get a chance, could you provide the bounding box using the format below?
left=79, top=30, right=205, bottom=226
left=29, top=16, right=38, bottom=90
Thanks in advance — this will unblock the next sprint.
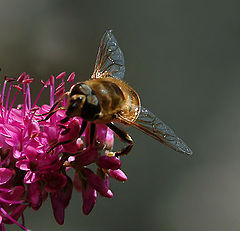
left=91, top=30, right=125, bottom=79
left=119, top=107, right=192, bottom=155
left=136, top=107, right=192, bottom=155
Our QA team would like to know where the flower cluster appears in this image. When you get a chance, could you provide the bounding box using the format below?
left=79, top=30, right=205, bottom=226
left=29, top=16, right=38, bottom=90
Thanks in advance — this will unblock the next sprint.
left=0, top=72, right=127, bottom=230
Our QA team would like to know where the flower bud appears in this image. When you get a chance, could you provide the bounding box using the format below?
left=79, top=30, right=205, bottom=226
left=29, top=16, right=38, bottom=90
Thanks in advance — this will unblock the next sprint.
left=82, top=185, right=97, bottom=215
left=82, top=168, right=113, bottom=198
left=50, top=177, right=72, bottom=225
left=97, top=155, right=121, bottom=170
left=74, top=148, right=98, bottom=166
left=27, top=182, right=42, bottom=210
left=109, top=169, right=127, bottom=182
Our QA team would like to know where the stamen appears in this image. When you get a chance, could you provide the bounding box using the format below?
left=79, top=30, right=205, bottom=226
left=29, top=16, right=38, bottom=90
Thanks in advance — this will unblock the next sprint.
left=4, top=82, right=12, bottom=122
left=22, top=78, right=33, bottom=84
left=55, top=82, right=65, bottom=105
left=1, top=223, right=6, bottom=231
left=22, top=84, right=27, bottom=117
left=1, top=78, right=7, bottom=105
left=21, top=214, right=25, bottom=228
left=62, top=77, right=66, bottom=105
left=6, top=86, right=22, bottom=121
left=22, top=110, right=38, bottom=139
left=55, top=82, right=65, bottom=92
left=27, top=83, right=31, bottom=109
left=67, top=72, right=75, bottom=87
left=0, top=208, right=30, bottom=231
left=32, top=82, right=48, bottom=108
left=50, top=75, right=55, bottom=106
left=56, top=72, right=66, bottom=80
left=49, top=75, right=56, bottom=124
left=0, top=197, right=24, bottom=204
left=0, top=67, right=124, bottom=229
left=17, top=72, right=26, bottom=83
left=20, top=128, right=23, bottom=152
left=1, top=78, right=7, bottom=120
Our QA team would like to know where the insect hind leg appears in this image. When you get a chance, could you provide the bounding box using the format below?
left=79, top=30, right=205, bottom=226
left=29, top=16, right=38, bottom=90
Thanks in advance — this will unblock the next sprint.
left=106, top=122, right=133, bottom=157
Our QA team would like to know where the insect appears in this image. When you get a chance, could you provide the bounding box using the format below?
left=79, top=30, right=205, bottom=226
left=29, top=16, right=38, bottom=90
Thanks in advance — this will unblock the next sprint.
left=43, top=30, right=192, bottom=156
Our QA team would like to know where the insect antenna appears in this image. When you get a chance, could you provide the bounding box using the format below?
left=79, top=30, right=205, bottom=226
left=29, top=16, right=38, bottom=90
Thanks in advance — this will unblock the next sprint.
left=36, top=91, right=69, bottom=122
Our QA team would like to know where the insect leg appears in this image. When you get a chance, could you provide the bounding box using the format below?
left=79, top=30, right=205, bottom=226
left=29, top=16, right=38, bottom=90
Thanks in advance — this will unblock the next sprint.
left=47, top=120, right=88, bottom=153
left=38, top=107, right=66, bottom=122
left=37, top=92, right=69, bottom=122
left=60, top=116, right=70, bottom=124
left=79, top=120, right=88, bottom=137
left=90, top=123, right=96, bottom=145
left=106, top=122, right=133, bottom=157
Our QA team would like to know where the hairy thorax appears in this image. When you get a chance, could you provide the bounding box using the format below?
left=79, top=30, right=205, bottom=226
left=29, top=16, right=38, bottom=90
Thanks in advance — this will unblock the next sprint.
left=67, top=77, right=140, bottom=123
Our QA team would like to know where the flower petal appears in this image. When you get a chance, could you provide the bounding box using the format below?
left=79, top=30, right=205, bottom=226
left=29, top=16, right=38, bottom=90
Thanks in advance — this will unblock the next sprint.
left=83, top=168, right=113, bottom=198
left=27, top=182, right=42, bottom=210
left=97, top=155, right=121, bottom=170
left=96, top=124, right=108, bottom=145
left=50, top=177, right=72, bottom=225
left=42, top=172, right=67, bottom=192
left=82, top=185, right=97, bottom=215
left=50, top=192, right=65, bottom=225
left=109, top=169, right=128, bottom=182
left=24, top=171, right=40, bottom=184
left=73, top=172, right=83, bottom=192
left=75, top=148, right=98, bottom=166
left=16, top=160, right=30, bottom=171
left=0, top=168, right=13, bottom=185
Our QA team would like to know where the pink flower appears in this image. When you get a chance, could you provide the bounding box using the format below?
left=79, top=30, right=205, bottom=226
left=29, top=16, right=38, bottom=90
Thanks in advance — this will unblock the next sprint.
left=81, top=184, right=97, bottom=215
left=0, top=71, right=128, bottom=230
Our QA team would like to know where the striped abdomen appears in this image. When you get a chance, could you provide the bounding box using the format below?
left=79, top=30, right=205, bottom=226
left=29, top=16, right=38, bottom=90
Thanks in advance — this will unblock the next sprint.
left=85, top=77, right=141, bottom=123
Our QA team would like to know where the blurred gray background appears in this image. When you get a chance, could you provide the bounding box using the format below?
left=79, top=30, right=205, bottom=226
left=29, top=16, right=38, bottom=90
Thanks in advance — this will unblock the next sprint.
left=1, top=0, right=240, bottom=230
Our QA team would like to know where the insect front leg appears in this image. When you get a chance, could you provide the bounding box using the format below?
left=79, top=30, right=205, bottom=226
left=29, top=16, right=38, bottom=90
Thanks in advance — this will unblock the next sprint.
left=47, top=120, right=88, bottom=153
left=106, top=122, right=133, bottom=157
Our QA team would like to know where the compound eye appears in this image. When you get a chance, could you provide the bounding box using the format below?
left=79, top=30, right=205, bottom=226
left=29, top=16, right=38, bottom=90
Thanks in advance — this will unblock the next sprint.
left=79, top=84, right=92, bottom=95
left=87, top=94, right=98, bottom=106
left=70, top=83, right=92, bottom=96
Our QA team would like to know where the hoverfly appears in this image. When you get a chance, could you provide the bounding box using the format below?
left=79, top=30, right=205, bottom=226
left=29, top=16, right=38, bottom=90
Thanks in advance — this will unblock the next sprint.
left=43, top=30, right=192, bottom=156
